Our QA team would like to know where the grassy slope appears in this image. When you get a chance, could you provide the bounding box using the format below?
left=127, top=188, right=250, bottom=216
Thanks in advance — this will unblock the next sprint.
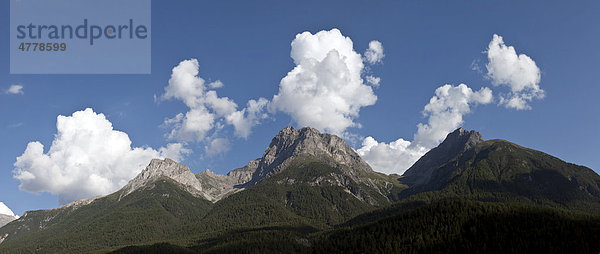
left=0, top=178, right=213, bottom=254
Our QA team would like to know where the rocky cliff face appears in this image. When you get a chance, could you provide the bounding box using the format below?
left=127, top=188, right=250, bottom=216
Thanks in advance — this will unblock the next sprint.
left=245, top=126, right=396, bottom=205
left=119, top=158, right=211, bottom=200
left=194, top=126, right=393, bottom=204
left=195, top=159, right=259, bottom=200
left=251, top=126, right=373, bottom=183
left=401, top=128, right=484, bottom=186
left=113, top=126, right=395, bottom=204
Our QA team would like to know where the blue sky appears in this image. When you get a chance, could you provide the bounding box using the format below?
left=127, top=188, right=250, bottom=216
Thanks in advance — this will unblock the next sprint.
left=1, top=1, right=599, bottom=216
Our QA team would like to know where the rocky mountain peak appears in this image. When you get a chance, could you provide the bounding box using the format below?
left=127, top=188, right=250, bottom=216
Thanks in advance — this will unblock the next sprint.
left=203, top=168, right=217, bottom=177
left=119, top=158, right=208, bottom=200
left=194, top=126, right=388, bottom=204
left=251, top=126, right=372, bottom=183
left=401, top=128, right=484, bottom=186
left=441, top=128, right=484, bottom=153
left=135, top=158, right=199, bottom=184
left=194, top=159, right=260, bottom=201
left=144, top=158, right=191, bottom=176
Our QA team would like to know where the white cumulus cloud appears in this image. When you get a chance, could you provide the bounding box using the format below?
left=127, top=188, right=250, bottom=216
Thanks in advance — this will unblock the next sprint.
left=366, top=75, right=381, bottom=87
left=6, top=85, right=24, bottom=95
left=357, top=137, right=427, bottom=175
left=486, top=34, right=544, bottom=110
left=360, top=34, right=543, bottom=175
left=204, top=138, right=231, bottom=157
left=413, top=84, right=492, bottom=148
left=270, top=28, right=378, bottom=135
left=13, top=108, right=190, bottom=205
left=226, top=98, right=269, bottom=138
left=0, top=202, right=16, bottom=217
left=358, top=84, right=492, bottom=174
left=364, top=40, right=385, bottom=64
left=159, top=143, right=191, bottom=161
left=162, top=59, right=268, bottom=141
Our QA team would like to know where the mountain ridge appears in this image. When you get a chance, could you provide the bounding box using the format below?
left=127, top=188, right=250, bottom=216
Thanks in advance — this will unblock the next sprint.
left=1, top=126, right=599, bottom=253
left=194, top=158, right=259, bottom=201
left=399, top=129, right=600, bottom=212
left=401, top=127, right=484, bottom=186
left=193, top=126, right=395, bottom=204
left=119, top=158, right=212, bottom=201
left=0, top=125, right=399, bottom=252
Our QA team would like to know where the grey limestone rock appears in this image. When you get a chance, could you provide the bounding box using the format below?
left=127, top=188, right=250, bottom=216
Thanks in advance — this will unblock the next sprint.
left=121, top=126, right=392, bottom=204
left=195, top=159, right=259, bottom=201
left=119, top=158, right=211, bottom=200
left=251, top=126, right=373, bottom=183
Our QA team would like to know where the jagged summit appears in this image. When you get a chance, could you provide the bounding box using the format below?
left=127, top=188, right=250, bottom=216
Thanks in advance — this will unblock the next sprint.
left=119, top=158, right=209, bottom=200
left=443, top=127, right=484, bottom=152
left=116, top=126, right=380, bottom=203
left=401, top=127, right=483, bottom=186
left=195, top=159, right=259, bottom=201
left=195, top=126, right=385, bottom=203
left=251, top=126, right=372, bottom=182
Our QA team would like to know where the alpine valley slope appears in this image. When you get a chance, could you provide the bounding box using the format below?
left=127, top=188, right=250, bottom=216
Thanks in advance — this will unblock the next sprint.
left=0, top=126, right=402, bottom=253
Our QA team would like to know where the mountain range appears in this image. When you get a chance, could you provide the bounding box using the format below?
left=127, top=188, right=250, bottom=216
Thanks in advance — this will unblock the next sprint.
left=1, top=126, right=599, bottom=253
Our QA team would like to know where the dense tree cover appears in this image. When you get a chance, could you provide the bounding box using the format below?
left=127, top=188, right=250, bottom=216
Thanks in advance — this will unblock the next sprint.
left=111, top=243, right=196, bottom=254
left=110, top=200, right=600, bottom=253
left=314, top=200, right=600, bottom=253
left=190, top=159, right=385, bottom=234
